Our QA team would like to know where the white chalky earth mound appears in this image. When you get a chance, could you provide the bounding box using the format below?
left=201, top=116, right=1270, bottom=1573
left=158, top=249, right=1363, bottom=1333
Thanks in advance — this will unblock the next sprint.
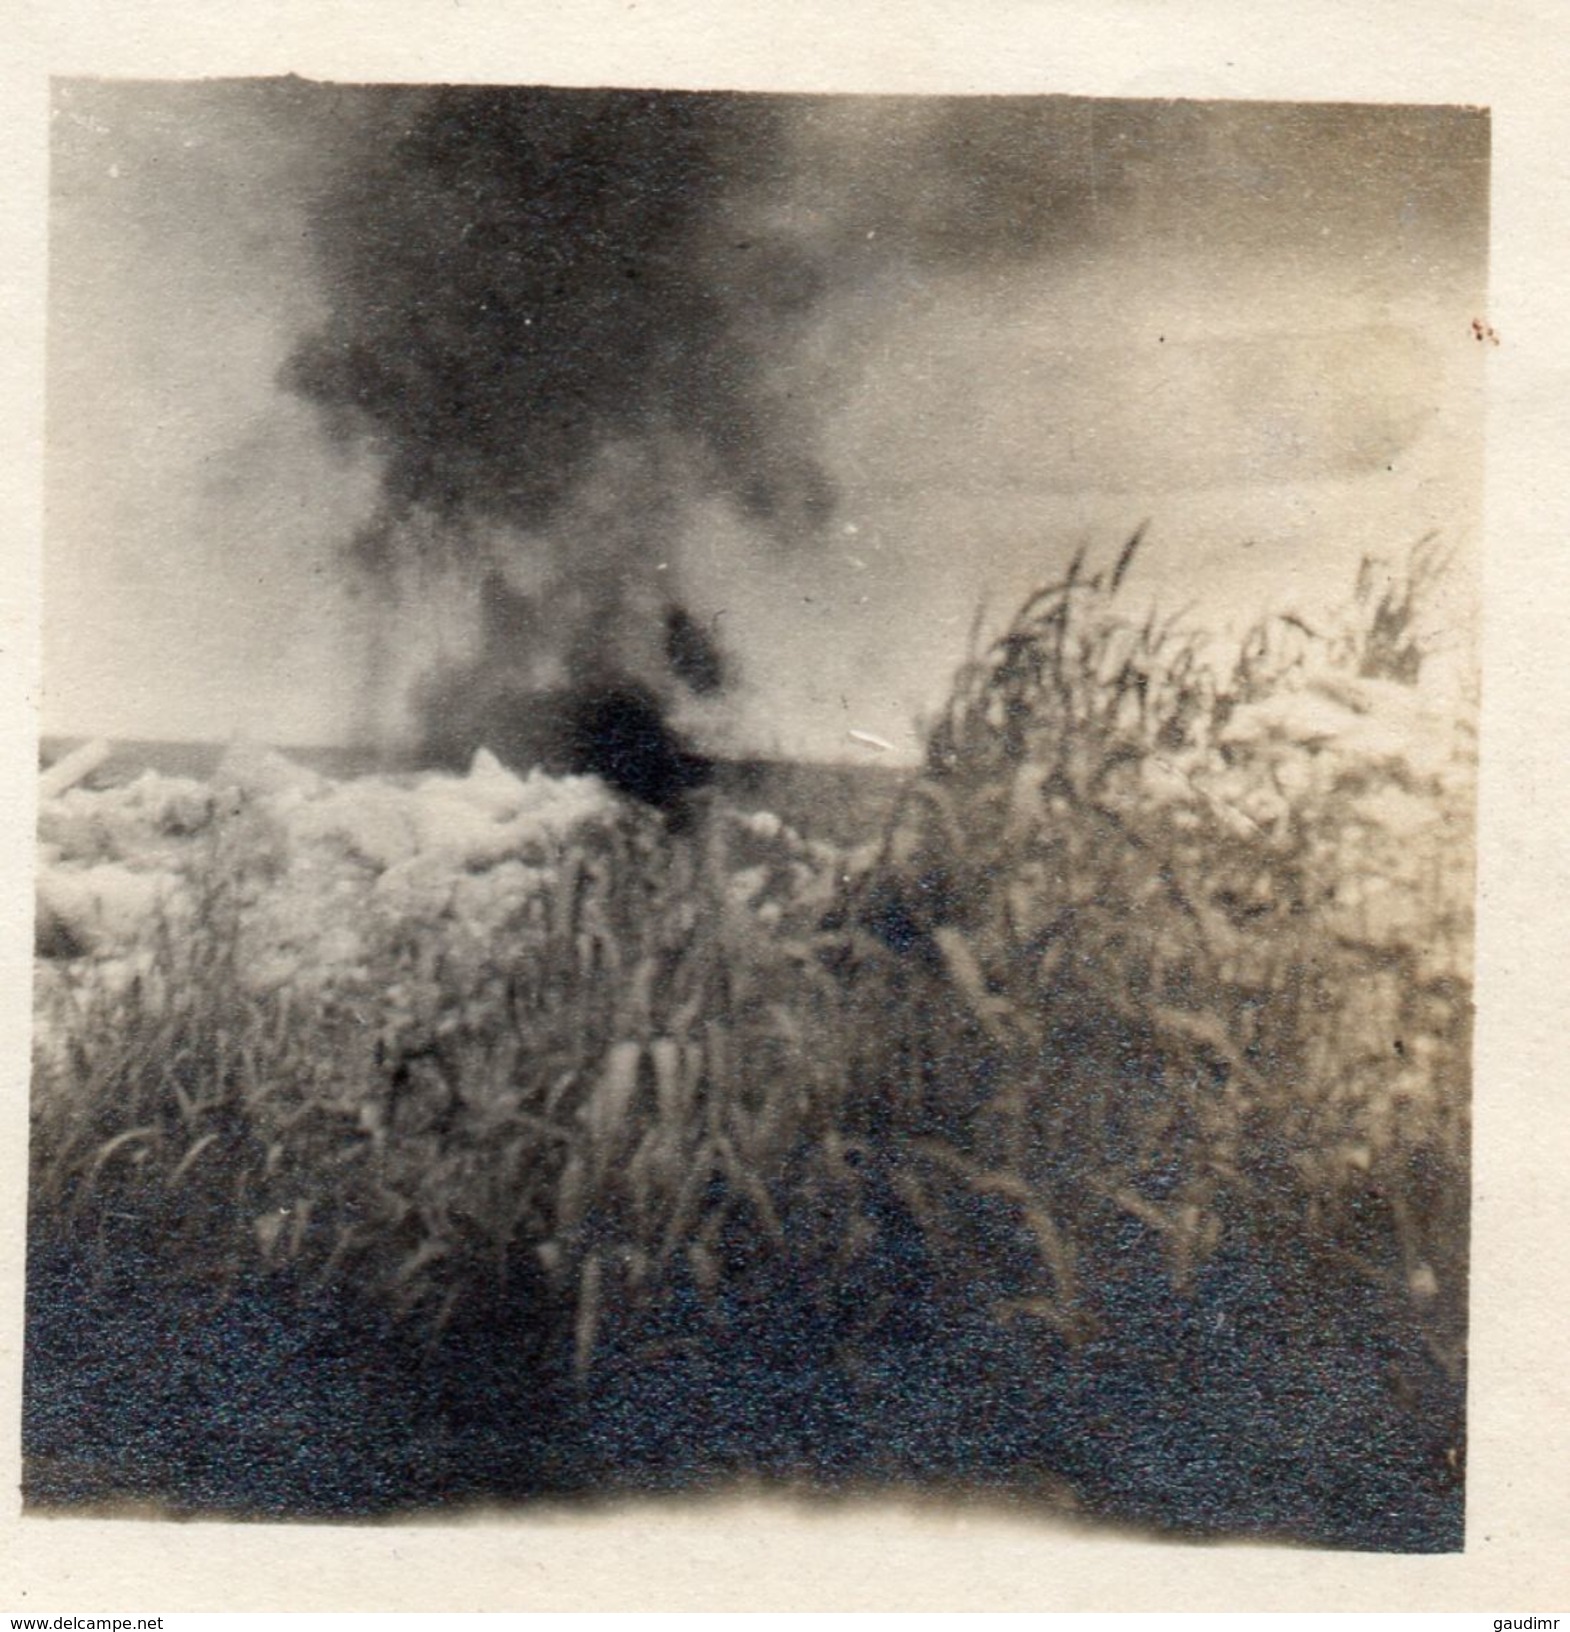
left=34, top=743, right=621, bottom=1039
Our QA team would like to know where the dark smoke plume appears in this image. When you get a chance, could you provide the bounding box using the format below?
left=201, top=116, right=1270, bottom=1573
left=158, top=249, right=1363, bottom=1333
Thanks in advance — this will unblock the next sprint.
left=286, top=87, right=837, bottom=570
left=284, top=88, right=871, bottom=808
left=662, top=606, right=726, bottom=695
left=416, top=571, right=715, bottom=824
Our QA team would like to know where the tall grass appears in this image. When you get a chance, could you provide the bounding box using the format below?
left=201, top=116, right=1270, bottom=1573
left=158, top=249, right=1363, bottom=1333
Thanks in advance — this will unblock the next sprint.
left=834, top=533, right=1472, bottom=1369
left=31, top=800, right=863, bottom=1376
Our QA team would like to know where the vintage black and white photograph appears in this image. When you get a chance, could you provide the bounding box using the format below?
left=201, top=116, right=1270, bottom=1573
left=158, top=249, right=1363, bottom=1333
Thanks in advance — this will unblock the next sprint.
left=27, top=82, right=1485, bottom=1552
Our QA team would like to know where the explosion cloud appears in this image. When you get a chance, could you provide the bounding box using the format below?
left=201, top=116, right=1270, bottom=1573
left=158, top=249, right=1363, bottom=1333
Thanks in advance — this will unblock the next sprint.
left=285, top=89, right=862, bottom=798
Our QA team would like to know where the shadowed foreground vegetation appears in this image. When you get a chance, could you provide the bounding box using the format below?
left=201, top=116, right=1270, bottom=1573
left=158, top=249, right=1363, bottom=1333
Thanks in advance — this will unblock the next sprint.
left=27, top=540, right=1473, bottom=1549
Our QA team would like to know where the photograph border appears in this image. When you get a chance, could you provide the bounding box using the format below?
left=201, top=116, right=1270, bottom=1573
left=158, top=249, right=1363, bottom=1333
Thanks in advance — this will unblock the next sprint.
left=3, top=0, right=1567, bottom=1612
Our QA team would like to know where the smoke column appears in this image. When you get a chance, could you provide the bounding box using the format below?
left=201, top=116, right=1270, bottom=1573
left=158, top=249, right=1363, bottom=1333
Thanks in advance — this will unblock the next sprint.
left=285, top=89, right=845, bottom=799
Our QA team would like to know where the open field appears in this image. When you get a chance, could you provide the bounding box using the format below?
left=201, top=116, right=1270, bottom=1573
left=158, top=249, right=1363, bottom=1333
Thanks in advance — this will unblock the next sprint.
left=27, top=545, right=1475, bottom=1549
